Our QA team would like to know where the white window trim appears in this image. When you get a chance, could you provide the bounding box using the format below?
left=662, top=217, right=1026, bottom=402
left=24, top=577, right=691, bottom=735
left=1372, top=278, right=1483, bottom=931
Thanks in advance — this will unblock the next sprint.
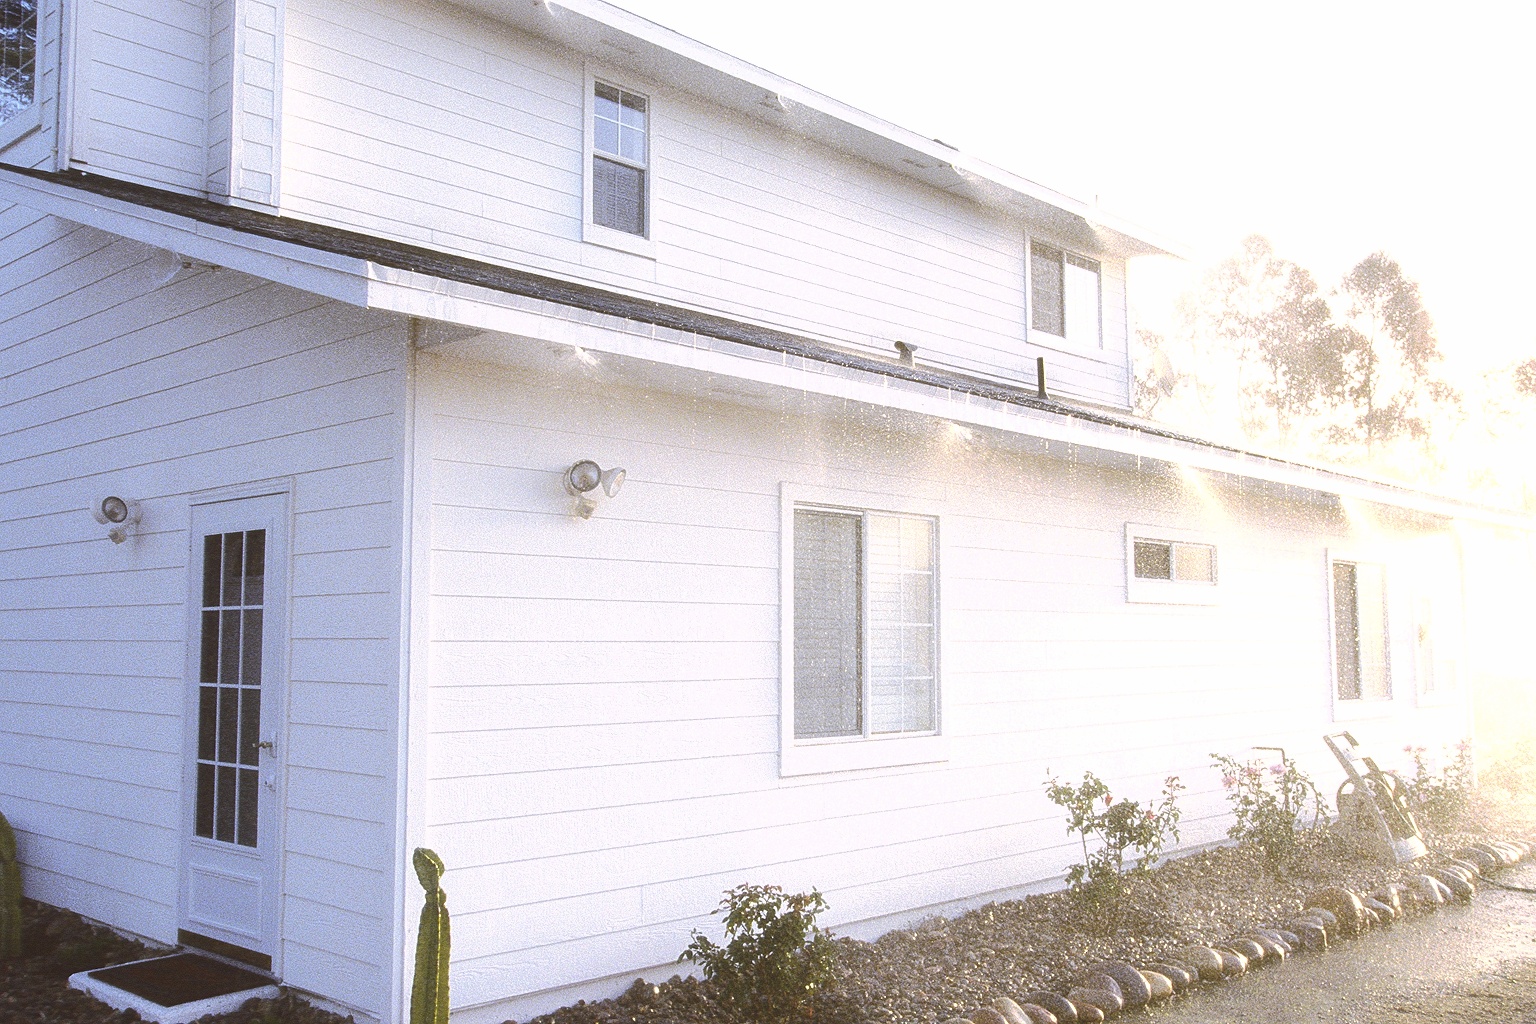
left=1326, top=547, right=1396, bottom=721
left=779, top=481, right=948, bottom=777
left=581, top=63, right=656, bottom=259
left=0, top=0, right=43, bottom=152
left=1025, top=231, right=1107, bottom=359
left=1124, top=523, right=1220, bottom=605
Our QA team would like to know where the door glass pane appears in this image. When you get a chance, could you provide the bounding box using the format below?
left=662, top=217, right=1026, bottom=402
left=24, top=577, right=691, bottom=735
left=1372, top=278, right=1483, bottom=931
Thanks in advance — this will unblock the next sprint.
left=194, top=529, right=266, bottom=848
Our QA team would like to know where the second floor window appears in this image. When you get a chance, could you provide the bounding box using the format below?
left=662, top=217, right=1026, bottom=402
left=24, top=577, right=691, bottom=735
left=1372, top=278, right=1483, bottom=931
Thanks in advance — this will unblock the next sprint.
left=592, top=81, right=648, bottom=237
left=0, top=0, right=38, bottom=124
left=1031, top=240, right=1101, bottom=348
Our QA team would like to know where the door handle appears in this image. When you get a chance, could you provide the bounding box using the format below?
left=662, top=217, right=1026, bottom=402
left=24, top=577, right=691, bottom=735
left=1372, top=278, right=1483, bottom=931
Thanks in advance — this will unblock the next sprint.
left=256, top=739, right=275, bottom=752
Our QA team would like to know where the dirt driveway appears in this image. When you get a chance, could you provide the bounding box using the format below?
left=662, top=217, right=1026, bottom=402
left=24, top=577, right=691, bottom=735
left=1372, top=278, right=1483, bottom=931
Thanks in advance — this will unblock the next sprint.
left=1141, top=865, right=1536, bottom=1024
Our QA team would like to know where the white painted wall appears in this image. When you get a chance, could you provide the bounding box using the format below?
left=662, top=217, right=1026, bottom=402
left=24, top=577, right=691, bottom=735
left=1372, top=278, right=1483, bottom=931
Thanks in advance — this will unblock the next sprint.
left=418, top=344, right=1468, bottom=1022
left=0, top=206, right=409, bottom=1020
left=281, top=0, right=1131, bottom=406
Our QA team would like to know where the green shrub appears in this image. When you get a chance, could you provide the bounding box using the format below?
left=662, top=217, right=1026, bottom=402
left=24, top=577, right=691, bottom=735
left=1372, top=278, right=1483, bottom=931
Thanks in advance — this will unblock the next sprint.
left=680, top=883, right=836, bottom=1022
left=1404, top=740, right=1475, bottom=833
left=1043, top=770, right=1183, bottom=920
left=1210, top=751, right=1326, bottom=873
left=0, top=811, right=20, bottom=959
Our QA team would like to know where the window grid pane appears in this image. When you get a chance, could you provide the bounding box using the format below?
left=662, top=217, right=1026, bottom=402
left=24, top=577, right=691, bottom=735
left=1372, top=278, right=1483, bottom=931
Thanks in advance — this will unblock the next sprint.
left=866, top=514, right=935, bottom=735
left=0, top=0, right=37, bottom=123
left=194, top=529, right=266, bottom=848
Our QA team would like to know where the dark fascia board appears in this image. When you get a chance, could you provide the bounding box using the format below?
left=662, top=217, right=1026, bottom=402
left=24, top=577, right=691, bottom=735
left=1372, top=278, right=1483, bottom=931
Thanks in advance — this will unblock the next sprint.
left=4, top=164, right=1529, bottom=527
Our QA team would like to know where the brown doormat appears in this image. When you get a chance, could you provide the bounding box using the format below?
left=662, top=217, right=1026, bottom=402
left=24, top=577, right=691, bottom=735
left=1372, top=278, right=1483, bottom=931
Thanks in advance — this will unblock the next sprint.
left=87, top=953, right=274, bottom=1007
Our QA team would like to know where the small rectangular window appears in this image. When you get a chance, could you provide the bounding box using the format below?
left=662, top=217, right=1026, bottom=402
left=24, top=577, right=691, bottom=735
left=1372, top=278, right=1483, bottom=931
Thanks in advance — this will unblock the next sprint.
left=792, top=507, right=937, bottom=741
left=1133, top=539, right=1215, bottom=583
left=0, top=0, right=38, bottom=124
left=591, top=81, right=648, bottom=237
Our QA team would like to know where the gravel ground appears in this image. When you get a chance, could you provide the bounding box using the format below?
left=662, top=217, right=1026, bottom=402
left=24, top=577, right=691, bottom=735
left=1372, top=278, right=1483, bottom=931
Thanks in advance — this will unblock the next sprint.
left=5, top=814, right=1532, bottom=1024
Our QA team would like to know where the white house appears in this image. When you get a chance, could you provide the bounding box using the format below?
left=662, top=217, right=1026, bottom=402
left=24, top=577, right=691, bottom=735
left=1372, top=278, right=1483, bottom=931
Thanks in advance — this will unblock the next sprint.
left=2, top=1, right=1532, bottom=1022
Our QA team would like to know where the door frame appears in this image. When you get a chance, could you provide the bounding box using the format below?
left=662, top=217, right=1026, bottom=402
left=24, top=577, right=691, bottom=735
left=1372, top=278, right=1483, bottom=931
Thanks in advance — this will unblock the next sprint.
left=177, top=482, right=292, bottom=974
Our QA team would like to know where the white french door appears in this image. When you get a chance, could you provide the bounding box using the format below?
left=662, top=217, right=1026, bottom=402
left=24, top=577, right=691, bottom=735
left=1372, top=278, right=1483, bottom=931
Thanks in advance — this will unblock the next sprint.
left=178, top=492, right=287, bottom=972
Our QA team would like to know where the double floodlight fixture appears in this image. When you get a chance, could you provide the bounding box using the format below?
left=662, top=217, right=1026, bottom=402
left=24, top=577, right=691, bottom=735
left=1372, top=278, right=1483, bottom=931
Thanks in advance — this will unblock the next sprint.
left=91, top=496, right=143, bottom=544
left=564, top=460, right=625, bottom=519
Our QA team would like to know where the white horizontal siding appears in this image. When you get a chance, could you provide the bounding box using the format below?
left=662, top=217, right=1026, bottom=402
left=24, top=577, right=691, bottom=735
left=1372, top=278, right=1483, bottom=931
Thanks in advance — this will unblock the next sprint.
left=0, top=212, right=408, bottom=1021
left=280, top=0, right=1133, bottom=406
left=70, top=0, right=209, bottom=192
left=420, top=351, right=1469, bottom=1018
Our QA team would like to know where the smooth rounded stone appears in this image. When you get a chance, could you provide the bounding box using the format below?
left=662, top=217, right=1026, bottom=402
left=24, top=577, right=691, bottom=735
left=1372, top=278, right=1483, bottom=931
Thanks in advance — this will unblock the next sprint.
left=1360, top=905, right=1381, bottom=929
left=1484, top=842, right=1521, bottom=865
left=1409, top=874, right=1445, bottom=905
left=1289, top=921, right=1328, bottom=951
left=1305, top=888, right=1365, bottom=937
left=1455, top=847, right=1499, bottom=872
left=1144, top=963, right=1194, bottom=990
left=1067, top=987, right=1123, bottom=1016
left=1443, top=857, right=1483, bottom=879
left=1018, top=1003, right=1059, bottom=1024
left=940, top=1018, right=975, bottom=1024
left=1228, top=937, right=1266, bottom=964
left=1371, top=888, right=1403, bottom=917
left=1080, top=974, right=1123, bottom=1001
left=1271, top=927, right=1301, bottom=948
left=1173, top=945, right=1225, bottom=982
left=1091, top=962, right=1150, bottom=1007
left=1430, top=867, right=1476, bottom=902
left=1020, top=992, right=1077, bottom=1023
left=1241, top=934, right=1288, bottom=960
left=1362, top=896, right=1397, bottom=925
left=1075, top=1006, right=1105, bottom=1024
left=969, top=1007, right=1011, bottom=1024
left=989, top=997, right=1031, bottom=1024
left=1141, top=971, right=1174, bottom=1001
left=1216, top=948, right=1248, bottom=977
left=1442, top=862, right=1478, bottom=885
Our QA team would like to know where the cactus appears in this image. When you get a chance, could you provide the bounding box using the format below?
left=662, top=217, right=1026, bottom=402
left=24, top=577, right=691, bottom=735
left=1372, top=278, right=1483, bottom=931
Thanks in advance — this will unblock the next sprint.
left=410, top=847, right=450, bottom=1024
left=1, top=810, right=21, bottom=958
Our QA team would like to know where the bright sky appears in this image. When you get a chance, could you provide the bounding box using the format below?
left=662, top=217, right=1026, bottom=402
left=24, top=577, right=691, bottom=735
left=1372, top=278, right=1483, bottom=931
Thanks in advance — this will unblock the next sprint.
left=612, top=0, right=1535, bottom=377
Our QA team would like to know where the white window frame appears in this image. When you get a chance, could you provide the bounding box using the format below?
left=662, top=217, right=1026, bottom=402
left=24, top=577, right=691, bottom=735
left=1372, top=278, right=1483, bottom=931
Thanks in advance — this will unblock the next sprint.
left=1026, top=233, right=1104, bottom=356
left=779, top=482, right=948, bottom=777
left=1326, top=548, right=1396, bottom=721
left=581, top=64, right=656, bottom=259
left=0, top=0, right=43, bottom=151
left=1124, top=523, right=1220, bottom=606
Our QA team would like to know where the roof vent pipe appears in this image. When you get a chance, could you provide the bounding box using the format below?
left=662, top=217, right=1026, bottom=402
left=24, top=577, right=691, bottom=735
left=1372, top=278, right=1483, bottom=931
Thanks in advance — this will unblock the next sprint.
left=1036, top=356, right=1048, bottom=400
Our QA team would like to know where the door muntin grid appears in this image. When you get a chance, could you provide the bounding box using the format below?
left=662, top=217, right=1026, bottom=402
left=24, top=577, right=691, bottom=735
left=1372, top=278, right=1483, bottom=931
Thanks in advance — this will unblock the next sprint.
left=195, top=530, right=265, bottom=847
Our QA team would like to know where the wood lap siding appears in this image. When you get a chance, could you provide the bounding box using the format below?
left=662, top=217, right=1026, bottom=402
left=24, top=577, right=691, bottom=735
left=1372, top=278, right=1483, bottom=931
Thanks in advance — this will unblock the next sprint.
left=0, top=212, right=406, bottom=1020
left=281, top=0, right=1133, bottom=407
left=418, top=356, right=1465, bottom=1017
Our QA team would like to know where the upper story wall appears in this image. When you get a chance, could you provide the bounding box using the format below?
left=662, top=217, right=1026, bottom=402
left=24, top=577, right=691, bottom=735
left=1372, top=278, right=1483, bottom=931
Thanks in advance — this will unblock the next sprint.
left=280, top=0, right=1132, bottom=406
left=0, top=0, right=1139, bottom=406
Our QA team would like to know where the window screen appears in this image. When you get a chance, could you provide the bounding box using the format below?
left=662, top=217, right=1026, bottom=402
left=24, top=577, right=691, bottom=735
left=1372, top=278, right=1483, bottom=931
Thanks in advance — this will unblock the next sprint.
left=0, top=0, right=37, bottom=122
left=1133, top=538, right=1215, bottom=583
left=1030, top=242, right=1064, bottom=336
left=793, top=510, right=862, bottom=738
left=1334, top=560, right=1389, bottom=701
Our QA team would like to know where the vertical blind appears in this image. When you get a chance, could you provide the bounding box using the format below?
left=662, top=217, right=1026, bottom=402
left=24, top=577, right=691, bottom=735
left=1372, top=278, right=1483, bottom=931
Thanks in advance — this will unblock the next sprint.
left=793, top=509, right=936, bottom=739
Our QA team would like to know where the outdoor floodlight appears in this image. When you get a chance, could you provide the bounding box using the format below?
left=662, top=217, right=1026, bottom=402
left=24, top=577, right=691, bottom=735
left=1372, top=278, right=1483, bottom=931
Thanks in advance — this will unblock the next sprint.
left=91, top=496, right=143, bottom=544
left=564, top=460, right=626, bottom=519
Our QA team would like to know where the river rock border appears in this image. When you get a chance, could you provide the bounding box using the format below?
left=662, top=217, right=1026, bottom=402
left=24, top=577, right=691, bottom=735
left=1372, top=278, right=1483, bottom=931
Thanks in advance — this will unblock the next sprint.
left=936, top=840, right=1533, bottom=1024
